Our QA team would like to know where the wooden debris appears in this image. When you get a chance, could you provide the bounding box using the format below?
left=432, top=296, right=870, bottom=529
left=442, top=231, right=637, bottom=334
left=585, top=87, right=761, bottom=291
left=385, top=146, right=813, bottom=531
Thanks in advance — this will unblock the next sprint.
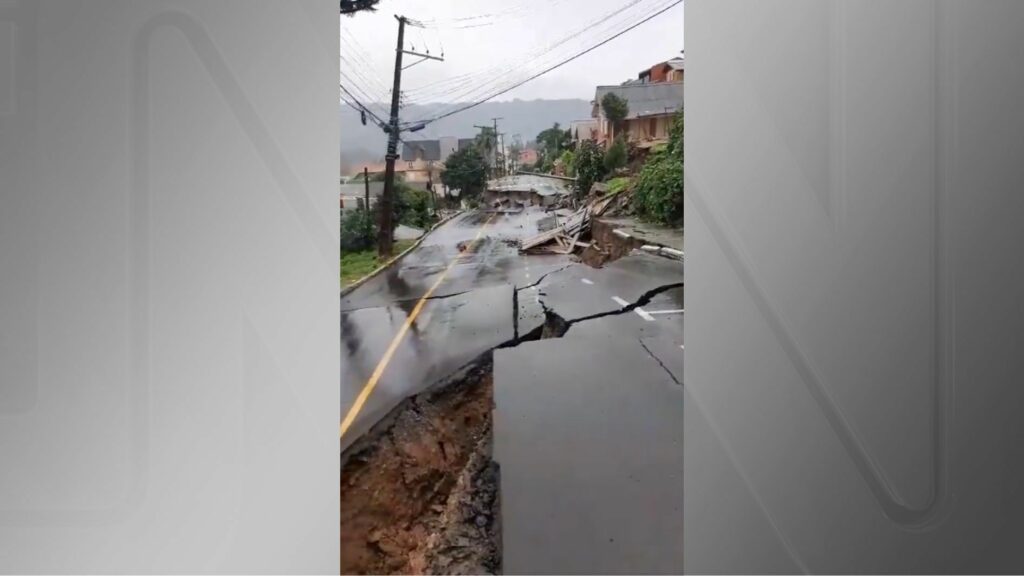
left=521, top=203, right=593, bottom=255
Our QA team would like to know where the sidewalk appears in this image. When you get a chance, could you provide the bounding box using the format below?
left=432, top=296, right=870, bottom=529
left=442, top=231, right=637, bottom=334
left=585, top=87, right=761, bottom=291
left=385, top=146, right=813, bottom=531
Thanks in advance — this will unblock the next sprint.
left=597, top=217, right=684, bottom=253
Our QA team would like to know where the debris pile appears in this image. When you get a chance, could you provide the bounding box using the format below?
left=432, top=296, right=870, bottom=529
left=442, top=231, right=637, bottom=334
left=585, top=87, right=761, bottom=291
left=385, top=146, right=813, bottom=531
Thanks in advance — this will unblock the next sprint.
left=520, top=207, right=591, bottom=255
left=519, top=185, right=628, bottom=256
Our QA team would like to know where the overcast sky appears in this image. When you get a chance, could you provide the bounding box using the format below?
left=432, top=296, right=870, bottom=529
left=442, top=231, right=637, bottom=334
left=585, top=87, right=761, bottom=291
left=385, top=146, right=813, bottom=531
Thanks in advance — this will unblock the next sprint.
left=340, top=0, right=684, bottom=105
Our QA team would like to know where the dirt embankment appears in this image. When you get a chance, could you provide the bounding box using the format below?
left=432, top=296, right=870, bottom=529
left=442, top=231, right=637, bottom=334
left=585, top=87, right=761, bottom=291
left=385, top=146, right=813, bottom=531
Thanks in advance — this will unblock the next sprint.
left=340, top=361, right=500, bottom=575
left=579, top=218, right=643, bottom=268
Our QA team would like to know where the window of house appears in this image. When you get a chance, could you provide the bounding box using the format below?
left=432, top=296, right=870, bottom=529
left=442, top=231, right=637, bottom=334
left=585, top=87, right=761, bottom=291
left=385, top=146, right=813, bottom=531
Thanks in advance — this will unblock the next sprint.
left=649, top=118, right=657, bottom=136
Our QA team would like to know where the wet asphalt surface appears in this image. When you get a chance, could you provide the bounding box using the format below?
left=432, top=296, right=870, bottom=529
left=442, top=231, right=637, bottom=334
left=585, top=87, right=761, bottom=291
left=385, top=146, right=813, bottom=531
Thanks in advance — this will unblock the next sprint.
left=340, top=208, right=569, bottom=450
left=498, top=247, right=686, bottom=575
left=341, top=206, right=686, bottom=572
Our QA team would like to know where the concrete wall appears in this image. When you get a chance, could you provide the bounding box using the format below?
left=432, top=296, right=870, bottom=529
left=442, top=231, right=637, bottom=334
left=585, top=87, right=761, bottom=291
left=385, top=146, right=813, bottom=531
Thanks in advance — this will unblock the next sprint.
left=625, top=114, right=673, bottom=141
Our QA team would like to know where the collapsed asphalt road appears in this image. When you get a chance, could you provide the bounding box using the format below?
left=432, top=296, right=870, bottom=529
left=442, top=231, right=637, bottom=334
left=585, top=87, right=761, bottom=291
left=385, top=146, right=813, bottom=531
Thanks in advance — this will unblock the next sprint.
left=341, top=207, right=684, bottom=574
left=340, top=209, right=570, bottom=450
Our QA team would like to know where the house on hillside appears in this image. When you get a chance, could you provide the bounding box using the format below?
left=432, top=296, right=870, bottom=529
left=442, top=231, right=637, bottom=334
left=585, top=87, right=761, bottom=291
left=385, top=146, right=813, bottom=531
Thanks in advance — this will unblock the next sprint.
left=516, top=148, right=539, bottom=168
left=591, top=56, right=684, bottom=147
left=639, top=56, right=684, bottom=84
left=403, top=137, right=489, bottom=161
left=346, top=158, right=442, bottom=192
left=401, top=139, right=441, bottom=162
left=349, top=134, right=490, bottom=193
left=569, top=118, right=600, bottom=143
left=592, top=81, right=683, bottom=146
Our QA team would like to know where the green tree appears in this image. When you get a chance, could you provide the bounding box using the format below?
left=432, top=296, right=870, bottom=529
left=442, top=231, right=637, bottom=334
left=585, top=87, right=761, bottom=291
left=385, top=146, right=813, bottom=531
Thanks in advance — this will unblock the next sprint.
left=634, top=111, right=683, bottom=225
left=536, top=123, right=572, bottom=171
left=601, top=92, right=630, bottom=140
left=559, top=149, right=577, bottom=178
left=603, top=136, right=628, bottom=173
left=574, top=140, right=606, bottom=199
left=507, top=141, right=523, bottom=174
left=474, top=126, right=497, bottom=155
left=441, top=147, right=488, bottom=200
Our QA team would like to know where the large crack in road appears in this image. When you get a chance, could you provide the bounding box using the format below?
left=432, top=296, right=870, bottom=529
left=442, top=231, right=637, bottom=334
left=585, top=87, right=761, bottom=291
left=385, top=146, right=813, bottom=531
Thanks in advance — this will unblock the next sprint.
left=340, top=272, right=682, bottom=575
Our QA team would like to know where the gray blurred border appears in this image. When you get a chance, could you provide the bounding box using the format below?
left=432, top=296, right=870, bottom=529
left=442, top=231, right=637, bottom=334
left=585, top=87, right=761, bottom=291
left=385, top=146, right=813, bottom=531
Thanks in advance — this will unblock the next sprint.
left=0, top=1, right=338, bottom=572
left=686, top=1, right=1024, bottom=573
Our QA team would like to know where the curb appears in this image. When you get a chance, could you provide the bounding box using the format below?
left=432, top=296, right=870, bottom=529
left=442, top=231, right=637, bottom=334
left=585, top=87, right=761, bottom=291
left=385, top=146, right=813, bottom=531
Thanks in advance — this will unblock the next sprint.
left=641, top=243, right=684, bottom=262
left=608, top=224, right=684, bottom=263
left=341, top=211, right=464, bottom=298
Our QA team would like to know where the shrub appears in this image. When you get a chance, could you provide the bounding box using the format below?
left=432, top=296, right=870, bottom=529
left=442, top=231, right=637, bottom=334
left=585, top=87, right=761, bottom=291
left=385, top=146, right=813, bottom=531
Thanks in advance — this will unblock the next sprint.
left=607, top=176, right=633, bottom=195
left=633, top=111, right=683, bottom=225
left=574, top=140, right=606, bottom=199
left=633, top=150, right=683, bottom=225
left=560, top=149, right=576, bottom=178
left=399, top=186, right=434, bottom=229
left=340, top=209, right=376, bottom=252
left=603, top=136, right=628, bottom=172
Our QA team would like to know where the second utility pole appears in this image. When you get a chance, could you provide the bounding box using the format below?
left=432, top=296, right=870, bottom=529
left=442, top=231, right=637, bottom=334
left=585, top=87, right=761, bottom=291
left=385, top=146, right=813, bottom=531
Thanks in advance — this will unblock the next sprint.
left=377, top=15, right=406, bottom=258
left=492, top=117, right=504, bottom=177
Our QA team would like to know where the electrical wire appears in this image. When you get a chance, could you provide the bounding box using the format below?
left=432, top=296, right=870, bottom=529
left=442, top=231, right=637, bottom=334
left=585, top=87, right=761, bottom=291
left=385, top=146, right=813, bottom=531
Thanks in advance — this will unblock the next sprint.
left=341, top=0, right=682, bottom=147
left=410, top=0, right=683, bottom=129
left=401, top=0, right=658, bottom=105
left=403, top=0, right=675, bottom=122
left=339, top=31, right=392, bottom=99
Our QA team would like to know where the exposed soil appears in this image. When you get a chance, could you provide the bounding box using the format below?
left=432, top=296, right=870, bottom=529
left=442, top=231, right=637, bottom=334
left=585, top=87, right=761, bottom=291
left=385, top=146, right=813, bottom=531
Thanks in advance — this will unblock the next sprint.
left=340, top=359, right=500, bottom=575
left=339, top=262, right=680, bottom=574
left=578, top=218, right=643, bottom=268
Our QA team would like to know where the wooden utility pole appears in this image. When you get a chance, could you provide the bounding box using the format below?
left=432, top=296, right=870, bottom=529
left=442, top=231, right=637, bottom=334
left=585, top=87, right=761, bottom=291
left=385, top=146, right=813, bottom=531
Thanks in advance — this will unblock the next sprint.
left=377, top=15, right=406, bottom=258
left=492, top=117, right=504, bottom=177
left=363, top=166, right=370, bottom=213
left=498, top=132, right=507, bottom=178
left=377, top=15, right=443, bottom=257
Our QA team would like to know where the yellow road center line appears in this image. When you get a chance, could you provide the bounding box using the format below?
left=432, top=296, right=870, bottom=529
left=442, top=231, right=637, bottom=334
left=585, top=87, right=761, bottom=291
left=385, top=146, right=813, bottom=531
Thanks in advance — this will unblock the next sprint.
left=340, top=214, right=496, bottom=439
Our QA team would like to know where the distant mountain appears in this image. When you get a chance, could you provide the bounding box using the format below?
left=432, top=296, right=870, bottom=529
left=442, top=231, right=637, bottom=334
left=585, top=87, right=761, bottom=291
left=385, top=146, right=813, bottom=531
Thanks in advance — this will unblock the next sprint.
left=340, top=98, right=592, bottom=172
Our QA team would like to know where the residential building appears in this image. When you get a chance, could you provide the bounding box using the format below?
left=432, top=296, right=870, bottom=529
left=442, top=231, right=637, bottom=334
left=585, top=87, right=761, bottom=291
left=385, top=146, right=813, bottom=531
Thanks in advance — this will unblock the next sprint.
left=402, top=137, right=482, bottom=163
left=401, top=139, right=442, bottom=162
left=638, top=56, right=684, bottom=84
left=516, top=148, right=539, bottom=167
left=340, top=181, right=384, bottom=212
left=439, top=136, right=459, bottom=162
left=346, top=134, right=484, bottom=193
left=569, top=119, right=600, bottom=143
left=344, top=159, right=442, bottom=190
left=590, top=55, right=684, bottom=146
left=394, top=158, right=443, bottom=190
left=592, top=81, right=682, bottom=145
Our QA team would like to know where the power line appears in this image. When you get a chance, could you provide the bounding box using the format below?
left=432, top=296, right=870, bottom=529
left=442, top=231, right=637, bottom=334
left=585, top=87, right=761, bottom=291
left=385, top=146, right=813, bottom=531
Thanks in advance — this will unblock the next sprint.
left=411, top=0, right=570, bottom=30
left=340, top=84, right=388, bottom=129
left=339, top=30, right=391, bottom=97
left=340, top=70, right=391, bottom=121
left=402, top=0, right=667, bottom=110
left=403, top=0, right=649, bottom=101
left=415, top=0, right=675, bottom=115
left=402, top=0, right=615, bottom=100
left=411, top=0, right=683, bottom=128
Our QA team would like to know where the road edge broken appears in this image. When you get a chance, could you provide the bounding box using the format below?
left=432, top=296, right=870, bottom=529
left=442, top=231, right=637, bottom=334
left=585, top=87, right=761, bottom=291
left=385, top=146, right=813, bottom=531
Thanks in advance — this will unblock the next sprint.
left=341, top=210, right=464, bottom=298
